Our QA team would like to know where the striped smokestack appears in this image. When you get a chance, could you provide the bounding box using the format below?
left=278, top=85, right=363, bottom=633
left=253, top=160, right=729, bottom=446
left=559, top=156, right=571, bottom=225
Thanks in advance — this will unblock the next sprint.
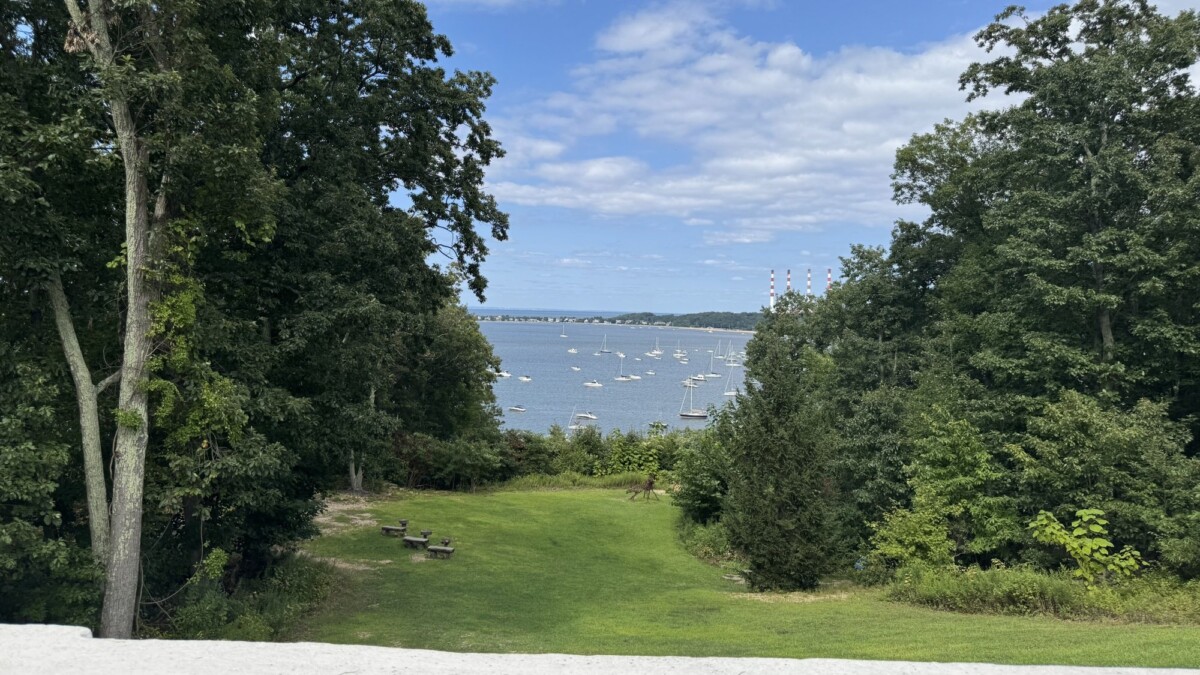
left=806, top=268, right=812, bottom=297
left=786, top=269, right=791, bottom=293
left=826, top=267, right=833, bottom=293
left=770, top=269, right=775, bottom=311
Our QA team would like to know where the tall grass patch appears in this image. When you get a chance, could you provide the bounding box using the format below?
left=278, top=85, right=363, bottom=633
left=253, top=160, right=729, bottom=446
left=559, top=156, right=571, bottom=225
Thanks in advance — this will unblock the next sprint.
left=890, top=564, right=1200, bottom=624
left=495, top=470, right=648, bottom=491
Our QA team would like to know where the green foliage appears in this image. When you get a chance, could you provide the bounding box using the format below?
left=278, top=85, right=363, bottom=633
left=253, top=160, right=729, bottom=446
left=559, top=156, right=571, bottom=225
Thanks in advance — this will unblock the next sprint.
left=495, top=471, right=647, bottom=491
left=677, top=519, right=740, bottom=567
left=724, top=299, right=841, bottom=590
left=671, top=429, right=730, bottom=525
left=1029, top=509, right=1146, bottom=588
left=867, top=508, right=955, bottom=574
left=0, top=357, right=101, bottom=626
left=169, top=555, right=334, bottom=641
left=1011, top=392, right=1200, bottom=577
left=906, top=409, right=1021, bottom=560
left=890, top=564, right=1200, bottom=624
left=595, top=432, right=660, bottom=477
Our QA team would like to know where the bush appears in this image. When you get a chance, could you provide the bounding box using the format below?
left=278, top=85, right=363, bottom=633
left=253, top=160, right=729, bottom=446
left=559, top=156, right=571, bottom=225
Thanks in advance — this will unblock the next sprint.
left=595, top=433, right=659, bottom=476
left=169, top=553, right=334, bottom=640
left=867, top=507, right=955, bottom=574
left=496, top=471, right=647, bottom=491
left=499, top=430, right=555, bottom=478
left=671, top=432, right=730, bottom=524
left=888, top=564, right=1200, bottom=624
left=678, top=519, right=741, bottom=567
left=395, top=434, right=502, bottom=490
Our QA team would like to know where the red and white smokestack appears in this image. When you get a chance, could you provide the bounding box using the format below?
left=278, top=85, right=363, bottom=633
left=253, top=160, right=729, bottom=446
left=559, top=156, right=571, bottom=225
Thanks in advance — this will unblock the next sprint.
left=806, top=268, right=812, bottom=297
left=826, top=267, right=833, bottom=293
left=786, top=269, right=791, bottom=293
left=770, top=269, right=776, bottom=311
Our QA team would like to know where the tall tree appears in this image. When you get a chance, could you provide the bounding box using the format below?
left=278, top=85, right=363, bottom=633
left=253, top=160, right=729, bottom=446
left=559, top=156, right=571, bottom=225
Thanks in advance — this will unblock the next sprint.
left=58, top=0, right=278, bottom=636
left=724, top=295, right=841, bottom=589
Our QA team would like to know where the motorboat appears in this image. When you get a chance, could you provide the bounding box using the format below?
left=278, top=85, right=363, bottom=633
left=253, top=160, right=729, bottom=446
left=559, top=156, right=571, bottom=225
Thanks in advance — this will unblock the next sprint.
left=583, top=379, right=603, bottom=388
left=508, top=405, right=527, bottom=412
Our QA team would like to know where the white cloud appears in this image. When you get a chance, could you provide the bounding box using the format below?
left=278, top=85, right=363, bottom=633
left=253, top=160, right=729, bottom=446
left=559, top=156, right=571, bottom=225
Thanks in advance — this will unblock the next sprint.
left=425, top=0, right=551, bottom=7
left=554, top=257, right=592, bottom=268
left=490, top=1, right=1006, bottom=244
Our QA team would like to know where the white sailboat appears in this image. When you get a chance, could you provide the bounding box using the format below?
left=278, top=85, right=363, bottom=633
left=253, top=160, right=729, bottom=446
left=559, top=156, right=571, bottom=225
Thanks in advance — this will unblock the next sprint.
left=679, top=385, right=708, bottom=419
left=706, top=352, right=722, bottom=379
left=615, top=355, right=632, bottom=382
left=560, top=325, right=567, bottom=338
left=599, top=334, right=611, bottom=354
left=724, top=363, right=737, bottom=396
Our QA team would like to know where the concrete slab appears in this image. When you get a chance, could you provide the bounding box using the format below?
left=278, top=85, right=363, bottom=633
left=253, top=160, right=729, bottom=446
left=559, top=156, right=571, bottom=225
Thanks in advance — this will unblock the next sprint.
left=1, top=623, right=1195, bottom=675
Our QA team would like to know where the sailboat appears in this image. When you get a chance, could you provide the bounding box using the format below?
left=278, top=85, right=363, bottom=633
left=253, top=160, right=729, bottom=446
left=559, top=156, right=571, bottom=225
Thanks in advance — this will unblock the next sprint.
left=615, top=356, right=632, bottom=382
left=724, top=363, right=737, bottom=396
left=706, top=351, right=723, bottom=379
left=599, top=334, right=611, bottom=354
left=678, top=385, right=708, bottom=419
left=560, top=325, right=567, bottom=338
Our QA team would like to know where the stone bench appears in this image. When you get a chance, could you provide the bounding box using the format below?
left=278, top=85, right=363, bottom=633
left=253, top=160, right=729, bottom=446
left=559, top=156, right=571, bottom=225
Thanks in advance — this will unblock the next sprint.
left=380, top=526, right=406, bottom=537
left=403, top=536, right=429, bottom=549
left=427, top=546, right=455, bottom=559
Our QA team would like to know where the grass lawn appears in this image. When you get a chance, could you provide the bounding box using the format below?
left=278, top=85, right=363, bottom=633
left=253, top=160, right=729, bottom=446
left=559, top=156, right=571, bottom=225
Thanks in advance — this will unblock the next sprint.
left=292, top=489, right=1200, bottom=666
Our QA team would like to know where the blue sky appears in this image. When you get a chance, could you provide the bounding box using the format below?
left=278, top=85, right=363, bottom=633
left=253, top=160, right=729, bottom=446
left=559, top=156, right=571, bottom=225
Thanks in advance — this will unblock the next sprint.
left=424, top=0, right=1199, bottom=313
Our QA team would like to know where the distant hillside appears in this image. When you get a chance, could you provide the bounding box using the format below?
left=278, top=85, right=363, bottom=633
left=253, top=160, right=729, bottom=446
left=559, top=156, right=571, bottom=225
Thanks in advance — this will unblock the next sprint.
left=608, top=311, right=761, bottom=331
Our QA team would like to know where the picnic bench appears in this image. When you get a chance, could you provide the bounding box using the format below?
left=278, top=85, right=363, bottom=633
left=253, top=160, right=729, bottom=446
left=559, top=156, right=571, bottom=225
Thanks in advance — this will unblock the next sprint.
left=427, top=537, right=454, bottom=559
left=403, top=536, right=429, bottom=549
left=380, top=525, right=406, bottom=537
left=427, top=545, right=455, bottom=559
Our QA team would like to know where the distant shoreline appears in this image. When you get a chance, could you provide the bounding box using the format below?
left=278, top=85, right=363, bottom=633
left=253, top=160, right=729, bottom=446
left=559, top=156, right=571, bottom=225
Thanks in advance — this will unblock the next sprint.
left=477, top=318, right=755, bottom=335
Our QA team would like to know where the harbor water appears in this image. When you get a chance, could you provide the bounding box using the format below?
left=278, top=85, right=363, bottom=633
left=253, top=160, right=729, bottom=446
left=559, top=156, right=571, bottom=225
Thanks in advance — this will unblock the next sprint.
left=479, top=320, right=753, bottom=434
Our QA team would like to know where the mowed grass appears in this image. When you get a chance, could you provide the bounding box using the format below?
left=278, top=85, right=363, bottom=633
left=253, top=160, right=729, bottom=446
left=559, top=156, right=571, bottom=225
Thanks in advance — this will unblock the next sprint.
left=292, top=489, right=1200, bottom=666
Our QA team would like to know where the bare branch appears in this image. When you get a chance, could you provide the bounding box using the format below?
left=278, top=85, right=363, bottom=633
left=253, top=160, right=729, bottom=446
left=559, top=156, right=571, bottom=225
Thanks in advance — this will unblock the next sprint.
left=96, top=369, right=122, bottom=395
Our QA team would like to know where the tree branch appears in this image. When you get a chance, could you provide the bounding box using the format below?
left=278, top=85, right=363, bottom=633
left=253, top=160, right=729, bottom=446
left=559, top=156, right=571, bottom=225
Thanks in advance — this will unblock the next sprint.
left=96, top=369, right=122, bottom=395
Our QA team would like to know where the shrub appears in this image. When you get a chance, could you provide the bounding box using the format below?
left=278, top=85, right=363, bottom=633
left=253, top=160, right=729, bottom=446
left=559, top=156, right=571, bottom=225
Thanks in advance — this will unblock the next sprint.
left=169, top=553, right=334, bottom=640
left=495, top=471, right=646, bottom=491
left=867, top=507, right=955, bottom=574
left=596, top=434, right=659, bottom=476
left=678, top=519, right=740, bottom=567
left=1028, top=509, right=1145, bottom=588
left=671, top=432, right=730, bottom=524
left=888, top=564, right=1200, bottom=624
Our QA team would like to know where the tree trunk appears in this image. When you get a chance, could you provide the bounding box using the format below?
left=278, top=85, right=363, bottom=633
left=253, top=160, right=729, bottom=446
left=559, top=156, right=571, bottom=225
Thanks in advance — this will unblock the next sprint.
left=64, top=0, right=159, bottom=639
left=348, top=452, right=364, bottom=493
left=1098, top=308, right=1115, bottom=363
left=45, top=274, right=111, bottom=564
left=100, top=119, right=154, bottom=639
